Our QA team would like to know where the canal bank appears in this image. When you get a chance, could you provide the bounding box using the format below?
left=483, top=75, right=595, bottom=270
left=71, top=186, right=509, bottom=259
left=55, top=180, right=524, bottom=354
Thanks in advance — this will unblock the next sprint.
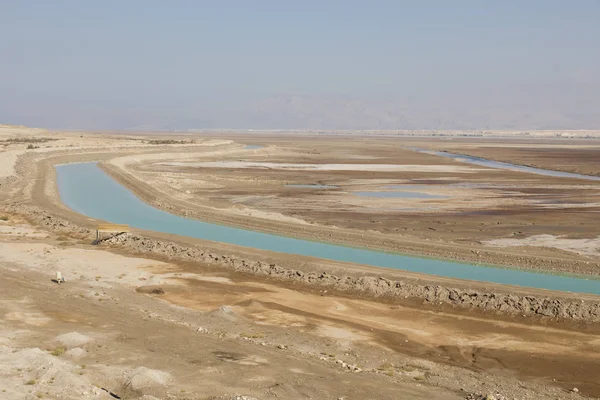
left=2, top=149, right=599, bottom=322
left=55, top=162, right=600, bottom=295
left=7, top=197, right=600, bottom=323
left=3, top=138, right=600, bottom=400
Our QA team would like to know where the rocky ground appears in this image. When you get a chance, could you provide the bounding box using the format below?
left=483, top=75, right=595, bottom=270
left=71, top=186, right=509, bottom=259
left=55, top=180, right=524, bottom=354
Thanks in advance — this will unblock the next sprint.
left=0, top=215, right=597, bottom=399
left=1, top=125, right=600, bottom=399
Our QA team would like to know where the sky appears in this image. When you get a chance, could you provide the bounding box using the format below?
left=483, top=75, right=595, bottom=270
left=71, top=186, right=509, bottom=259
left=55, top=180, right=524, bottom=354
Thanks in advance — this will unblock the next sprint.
left=1, top=1, right=599, bottom=130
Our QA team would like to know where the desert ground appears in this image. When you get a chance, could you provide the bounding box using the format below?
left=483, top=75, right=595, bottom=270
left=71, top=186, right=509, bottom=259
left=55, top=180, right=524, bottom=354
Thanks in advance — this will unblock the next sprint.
left=1, top=124, right=600, bottom=400
left=100, top=133, right=600, bottom=275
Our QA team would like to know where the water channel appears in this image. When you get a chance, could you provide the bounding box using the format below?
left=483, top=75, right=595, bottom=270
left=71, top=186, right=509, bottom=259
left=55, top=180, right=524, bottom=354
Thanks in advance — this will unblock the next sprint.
left=55, top=162, right=600, bottom=294
left=408, top=148, right=600, bottom=181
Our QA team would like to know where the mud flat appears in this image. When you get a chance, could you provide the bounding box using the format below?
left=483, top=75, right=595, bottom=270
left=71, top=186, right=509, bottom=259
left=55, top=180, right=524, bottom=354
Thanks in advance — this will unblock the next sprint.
left=3, top=139, right=599, bottom=320
left=100, top=135, right=600, bottom=277
left=405, top=138, right=600, bottom=177
left=2, top=130, right=598, bottom=293
left=53, top=162, right=600, bottom=296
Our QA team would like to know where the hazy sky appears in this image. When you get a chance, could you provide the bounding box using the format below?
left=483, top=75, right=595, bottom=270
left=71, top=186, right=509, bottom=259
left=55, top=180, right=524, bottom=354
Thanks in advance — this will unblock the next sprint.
left=1, top=1, right=599, bottom=129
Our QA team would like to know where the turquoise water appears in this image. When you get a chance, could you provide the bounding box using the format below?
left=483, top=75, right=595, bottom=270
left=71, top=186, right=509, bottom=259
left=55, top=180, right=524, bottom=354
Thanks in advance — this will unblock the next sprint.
left=245, top=144, right=264, bottom=149
left=354, top=191, right=446, bottom=199
left=409, top=148, right=600, bottom=181
left=55, top=163, right=600, bottom=294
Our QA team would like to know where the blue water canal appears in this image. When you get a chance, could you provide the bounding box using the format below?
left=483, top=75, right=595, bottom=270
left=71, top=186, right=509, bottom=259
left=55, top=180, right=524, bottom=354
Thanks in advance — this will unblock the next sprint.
left=55, top=163, right=600, bottom=295
left=408, top=148, right=600, bottom=181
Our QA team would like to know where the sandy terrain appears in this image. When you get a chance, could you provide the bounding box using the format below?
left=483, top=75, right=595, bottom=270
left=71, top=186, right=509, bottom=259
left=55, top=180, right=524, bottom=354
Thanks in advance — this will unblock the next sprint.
left=1, top=262, right=460, bottom=399
left=2, top=124, right=600, bottom=399
left=95, top=135, right=600, bottom=276
left=0, top=150, right=25, bottom=178
left=0, top=215, right=598, bottom=399
left=161, top=161, right=483, bottom=173
left=485, top=235, right=600, bottom=258
left=408, top=139, right=600, bottom=177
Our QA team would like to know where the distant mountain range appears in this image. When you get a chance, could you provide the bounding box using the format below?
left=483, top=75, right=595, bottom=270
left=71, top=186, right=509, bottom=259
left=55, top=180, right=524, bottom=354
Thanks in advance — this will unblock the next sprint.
left=124, top=93, right=600, bottom=131
left=2, top=92, right=599, bottom=131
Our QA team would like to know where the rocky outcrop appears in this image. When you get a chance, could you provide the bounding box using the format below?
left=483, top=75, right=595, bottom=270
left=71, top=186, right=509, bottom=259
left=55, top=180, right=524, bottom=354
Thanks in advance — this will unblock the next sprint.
left=2, top=203, right=93, bottom=237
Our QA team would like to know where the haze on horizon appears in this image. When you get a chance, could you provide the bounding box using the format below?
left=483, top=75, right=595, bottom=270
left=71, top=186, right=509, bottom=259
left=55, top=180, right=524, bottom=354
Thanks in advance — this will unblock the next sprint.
left=1, top=0, right=599, bottom=131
